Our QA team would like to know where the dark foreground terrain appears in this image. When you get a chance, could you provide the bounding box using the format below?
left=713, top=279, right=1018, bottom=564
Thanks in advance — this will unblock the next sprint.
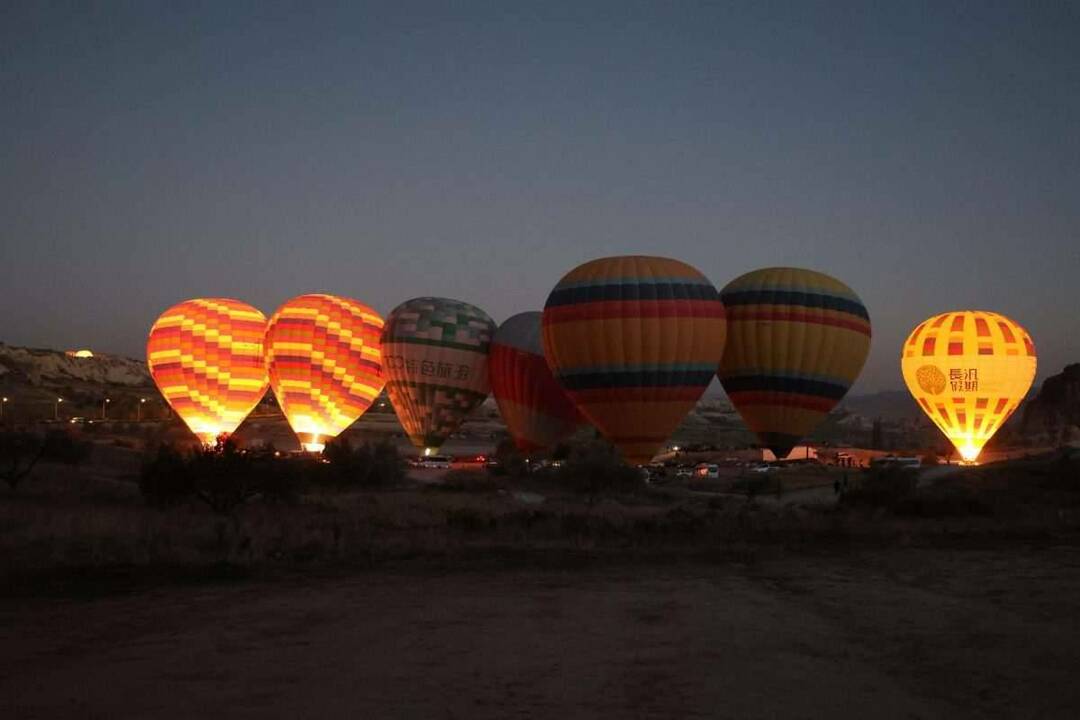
left=3, top=547, right=1080, bottom=719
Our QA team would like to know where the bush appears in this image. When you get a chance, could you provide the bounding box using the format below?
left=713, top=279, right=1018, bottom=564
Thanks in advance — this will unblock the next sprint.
left=139, top=437, right=406, bottom=512
left=140, top=438, right=296, bottom=513
left=551, top=440, right=644, bottom=502
left=321, top=437, right=405, bottom=488
left=41, top=430, right=92, bottom=466
left=0, top=429, right=90, bottom=490
left=438, top=469, right=501, bottom=493
left=0, top=430, right=45, bottom=490
left=840, top=466, right=918, bottom=509
left=492, top=438, right=526, bottom=476
left=893, top=483, right=991, bottom=517
left=732, top=475, right=774, bottom=497
left=139, top=443, right=195, bottom=507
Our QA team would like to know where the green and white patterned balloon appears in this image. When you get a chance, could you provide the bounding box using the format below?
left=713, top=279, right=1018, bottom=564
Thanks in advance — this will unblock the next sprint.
left=381, top=297, right=495, bottom=452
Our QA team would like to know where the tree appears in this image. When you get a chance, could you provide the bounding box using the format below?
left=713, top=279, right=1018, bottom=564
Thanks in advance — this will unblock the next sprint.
left=552, top=440, right=643, bottom=505
left=871, top=418, right=883, bottom=450
left=493, top=437, right=525, bottom=476
left=0, top=430, right=45, bottom=490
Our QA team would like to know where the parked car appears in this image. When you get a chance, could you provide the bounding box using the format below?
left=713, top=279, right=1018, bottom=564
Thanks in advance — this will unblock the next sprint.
left=675, top=466, right=694, bottom=479
left=451, top=454, right=487, bottom=469
left=418, top=454, right=452, bottom=469
left=694, top=463, right=720, bottom=480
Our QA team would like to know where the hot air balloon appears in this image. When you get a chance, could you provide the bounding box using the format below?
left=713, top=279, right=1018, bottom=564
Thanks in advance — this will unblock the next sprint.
left=542, top=256, right=727, bottom=465
left=264, top=294, right=386, bottom=452
left=146, top=298, right=269, bottom=445
left=382, top=297, right=495, bottom=454
left=718, top=267, right=871, bottom=460
left=489, top=312, right=584, bottom=453
left=901, top=311, right=1036, bottom=463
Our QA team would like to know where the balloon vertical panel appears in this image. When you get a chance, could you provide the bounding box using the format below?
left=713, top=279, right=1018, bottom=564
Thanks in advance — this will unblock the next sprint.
left=382, top=297, right=495, bottom=452
left=146, top=298, right=269, bottom=445
left=718, top=267, right=871, bottom=459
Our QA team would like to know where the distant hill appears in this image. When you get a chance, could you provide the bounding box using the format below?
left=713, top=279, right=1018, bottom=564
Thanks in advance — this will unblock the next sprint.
left=0, top=344, right=149, bottom=388
left=0, top=343, right=153, bottom=420
left=837, top=390, right=922, bottom=422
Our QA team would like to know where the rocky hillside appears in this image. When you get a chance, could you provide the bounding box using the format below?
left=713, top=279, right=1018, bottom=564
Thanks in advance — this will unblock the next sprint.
left=0, top=344, right=154, bottom=421
left=1022, top=364, right=1080, bottom=444
left=0, top=344, right=150, bottom=389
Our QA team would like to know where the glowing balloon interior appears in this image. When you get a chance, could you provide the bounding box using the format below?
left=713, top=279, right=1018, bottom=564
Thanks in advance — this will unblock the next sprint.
left=146, top=298, right=269, bottom=445
left=902, top=311, right=1036, bottom=463
left=264, top=294, right=386, bottom=452
left=718, top=267, right=871, bottom=460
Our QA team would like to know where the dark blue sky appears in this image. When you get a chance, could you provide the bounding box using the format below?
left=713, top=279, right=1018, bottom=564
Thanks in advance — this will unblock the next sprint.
left=2, top=1, right=1077, bottom=392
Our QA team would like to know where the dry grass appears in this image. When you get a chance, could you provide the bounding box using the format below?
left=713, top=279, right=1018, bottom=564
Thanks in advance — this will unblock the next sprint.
left=4, top=454, right=1080, bottom=592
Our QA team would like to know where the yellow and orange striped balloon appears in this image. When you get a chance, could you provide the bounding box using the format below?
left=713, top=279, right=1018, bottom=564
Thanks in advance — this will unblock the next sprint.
left=265, top=294, right=386, bottom=452
left=147, top=298, right=269, bottom=445
left=901, top=310, right=1036, bottom=463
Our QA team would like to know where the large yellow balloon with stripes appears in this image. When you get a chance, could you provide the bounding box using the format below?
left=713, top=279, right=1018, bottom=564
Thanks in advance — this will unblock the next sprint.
left=718, top=267, right=871, bottom=460
left=542, top=256, right=727, bottom=465
left=146, top=298, right=269, bottom=445
left=264, top=294, right=386, bottom=452
left=901, top=311, right=1036, bottom=463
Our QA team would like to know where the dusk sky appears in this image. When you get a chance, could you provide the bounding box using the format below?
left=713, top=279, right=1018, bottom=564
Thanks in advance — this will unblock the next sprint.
left=2, top=1, right=1077, bottom=393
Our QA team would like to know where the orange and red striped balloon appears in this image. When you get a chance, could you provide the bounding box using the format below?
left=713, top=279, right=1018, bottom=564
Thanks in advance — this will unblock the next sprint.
left=489, top=312, right=583, bottom=453
left=147, top=298, right=269, bottom=445
left=264, top=294, right=386, bottom=452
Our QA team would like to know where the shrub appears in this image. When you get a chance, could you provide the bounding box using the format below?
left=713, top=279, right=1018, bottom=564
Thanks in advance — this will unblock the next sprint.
left=893, top=483, right=991, bottom=517
left=321, top=437, right=405, bottom=488
left=41, top=430, right=92, bottom=466
left=492, top=437, right=526, bottom=476
left=551, top=440, right=644, bottom=502
left=439, top=469, right=501, bottom=493
left=732, top=475, right=773, bottom=497
left=140, top=438, right=293, bottom=513
left=840, top=465, right=918, bottom=509
left=139, top=437, right=407, bottom=511
left=0, top=430, right=45, bottom=490
left=139, top=443, right=196, bottom=507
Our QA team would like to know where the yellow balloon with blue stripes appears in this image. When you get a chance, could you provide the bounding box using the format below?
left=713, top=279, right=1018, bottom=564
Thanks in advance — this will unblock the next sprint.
left=718, top=267, right=871, bottom=459
left=542, top=256, right=727, bottom=465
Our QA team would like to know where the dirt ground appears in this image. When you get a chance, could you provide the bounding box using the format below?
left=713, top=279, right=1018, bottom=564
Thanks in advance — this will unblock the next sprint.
left=3, top=547, right=1080, bottom=719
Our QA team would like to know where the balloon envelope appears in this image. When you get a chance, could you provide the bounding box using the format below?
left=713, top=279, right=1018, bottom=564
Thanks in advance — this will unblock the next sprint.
left=382, top=297, right=495, bottom=453
left=718, top=267, right=871, bottom=460
left=264, top=294, right=386, bottom=452
left=489, top=312, right=583, bottom=453
left=542, top=256, right=727, bottom=465
left=901, top=310, right=1036, bottom=463
left=146, top=298, right=269, bottom=445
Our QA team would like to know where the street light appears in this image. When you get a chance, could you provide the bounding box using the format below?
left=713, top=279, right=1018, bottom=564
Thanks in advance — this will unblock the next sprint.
left=55, top=397, right=63, bottom=421
left=1, top=396, right=8, bottom=421
left=138, top=397, right=146, bottom=422
left=102, top=397, right=111, bottom=420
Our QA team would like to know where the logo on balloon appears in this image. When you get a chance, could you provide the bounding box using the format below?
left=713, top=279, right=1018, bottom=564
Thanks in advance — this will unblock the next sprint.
left=916, top=365, right=947, bottom=395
